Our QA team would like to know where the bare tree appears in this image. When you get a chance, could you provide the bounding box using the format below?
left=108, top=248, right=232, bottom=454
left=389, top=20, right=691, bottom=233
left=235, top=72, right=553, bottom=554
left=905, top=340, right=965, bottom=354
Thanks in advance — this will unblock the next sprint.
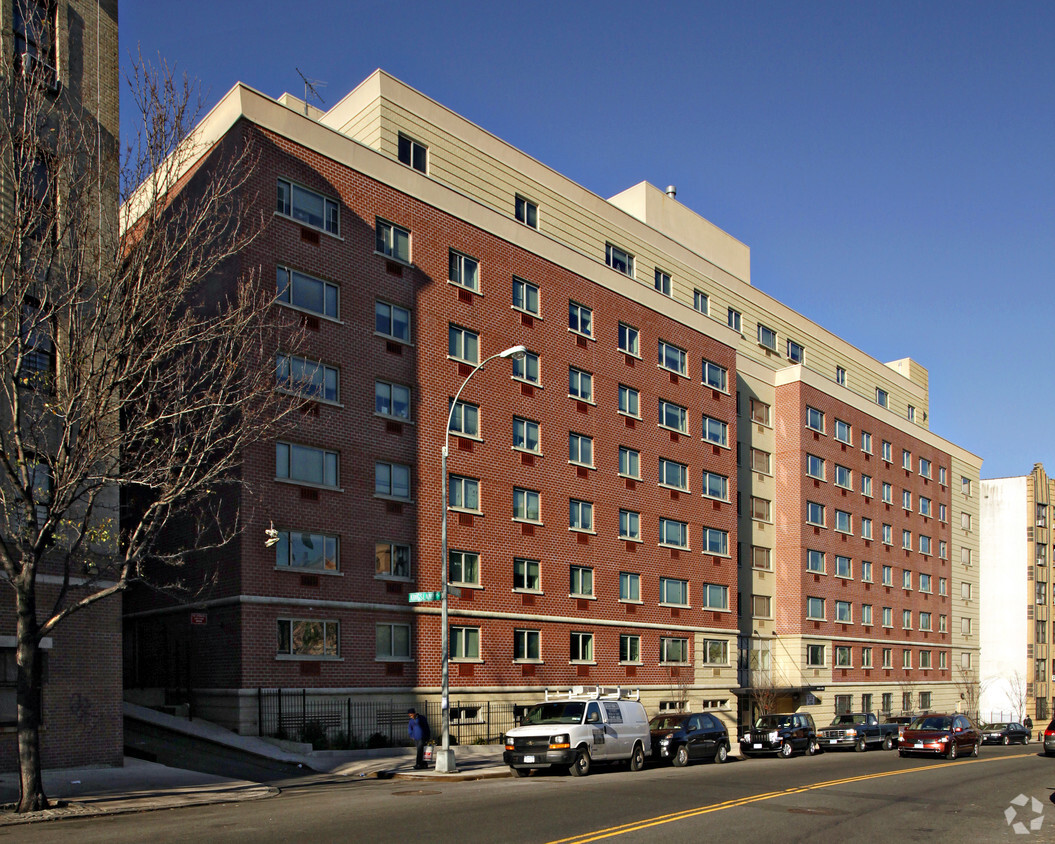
left=953, top=665, right=985, bottom=723
left=0, top=52, right=301, bottom=812
left=1006, top=670, right=1029, bottom=723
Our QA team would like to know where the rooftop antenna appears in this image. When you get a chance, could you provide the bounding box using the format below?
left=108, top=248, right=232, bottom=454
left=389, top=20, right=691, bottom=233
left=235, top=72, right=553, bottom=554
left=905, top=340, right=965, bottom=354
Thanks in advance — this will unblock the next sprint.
left=295, top=68, right=326, bottom=116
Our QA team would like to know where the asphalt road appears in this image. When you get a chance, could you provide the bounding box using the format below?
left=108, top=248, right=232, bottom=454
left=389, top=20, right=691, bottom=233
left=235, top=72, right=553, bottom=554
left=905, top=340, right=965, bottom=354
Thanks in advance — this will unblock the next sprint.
left=5, top=745, right=1052, bottom=843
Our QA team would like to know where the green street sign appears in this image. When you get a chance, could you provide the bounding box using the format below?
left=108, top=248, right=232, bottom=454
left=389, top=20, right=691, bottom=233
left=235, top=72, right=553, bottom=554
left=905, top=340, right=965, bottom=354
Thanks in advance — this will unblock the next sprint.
left=409, top=591, right=443, bottom=603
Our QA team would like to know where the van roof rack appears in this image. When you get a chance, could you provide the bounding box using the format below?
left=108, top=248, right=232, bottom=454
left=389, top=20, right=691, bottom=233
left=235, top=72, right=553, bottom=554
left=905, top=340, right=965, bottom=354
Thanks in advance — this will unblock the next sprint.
left=544, top=686, right=640, bottom=701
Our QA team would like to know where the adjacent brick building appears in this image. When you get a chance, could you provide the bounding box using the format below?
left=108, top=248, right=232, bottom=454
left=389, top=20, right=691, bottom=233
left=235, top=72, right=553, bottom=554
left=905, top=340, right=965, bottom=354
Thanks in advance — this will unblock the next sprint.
left=123, top=70, right=981, bottom=739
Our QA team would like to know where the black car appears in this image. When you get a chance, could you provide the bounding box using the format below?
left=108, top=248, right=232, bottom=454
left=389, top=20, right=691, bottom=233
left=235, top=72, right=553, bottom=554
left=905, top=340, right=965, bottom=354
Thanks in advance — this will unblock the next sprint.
left=649, top=712, right=730, bottom=766
left=981, top=721, right=1031, bottom=745
left=740, top=712, right=819, bottom=758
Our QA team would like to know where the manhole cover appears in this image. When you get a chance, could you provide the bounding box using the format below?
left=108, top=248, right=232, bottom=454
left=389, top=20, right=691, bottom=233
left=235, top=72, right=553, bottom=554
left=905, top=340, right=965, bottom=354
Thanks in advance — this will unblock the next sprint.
left=393, top=790, right=443, bottom=797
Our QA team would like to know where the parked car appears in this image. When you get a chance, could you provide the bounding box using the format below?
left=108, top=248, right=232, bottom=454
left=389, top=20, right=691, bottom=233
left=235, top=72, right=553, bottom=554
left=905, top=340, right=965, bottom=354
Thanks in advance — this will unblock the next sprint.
left=740, top=712, right=819, bottom=758
left=981, top=721, right=1031, bottom=745
left=649, top=712, right=730, bottom=766
left=819, top=713, right=900, bottom=751
left=1043, top=719, right=1055, bottom=756
left=503, top=687, right=650, bottom=777
left=898, top=713, right=979, bottom=759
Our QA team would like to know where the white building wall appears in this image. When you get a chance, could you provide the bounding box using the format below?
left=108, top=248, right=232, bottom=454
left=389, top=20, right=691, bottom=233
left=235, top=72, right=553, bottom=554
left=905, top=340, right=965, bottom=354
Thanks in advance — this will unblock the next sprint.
left=980, top=477, right=1028, bottom=720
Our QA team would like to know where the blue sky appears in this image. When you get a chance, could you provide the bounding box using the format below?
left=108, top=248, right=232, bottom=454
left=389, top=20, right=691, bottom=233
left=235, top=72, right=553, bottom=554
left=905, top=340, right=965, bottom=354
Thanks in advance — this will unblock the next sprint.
left=119, top=1, right=1054, bottom=480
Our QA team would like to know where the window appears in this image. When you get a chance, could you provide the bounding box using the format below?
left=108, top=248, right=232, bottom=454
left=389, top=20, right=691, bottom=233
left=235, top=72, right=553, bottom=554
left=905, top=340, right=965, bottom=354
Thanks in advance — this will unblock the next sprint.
left=751, top=497, right=771, bottom=522
left=751, top=448, right=771, bottom=474
left=277, top=619, right=339, bottom=658
left=902, top=489, right=912, bottom=511
left=939, top=577, right=948, bottom=596
left=568, top=367, right=593, bottom=401
left=375, top=542, right=410, bottom=578
left=919, top=612, right=932, bottom=631
left=606, top=243, right=634, bottom=276
left=836, top=366, right=847, bottom=386
left=619, top=509, right=640, bottom=541
left=448, top=324, right=479, bottom=364
left=514, top=558, right=540, bottom=591
left=277, top=531, right=339, bottom=571
left=570, top=565, right=594, bottom=597
left=862, top=648, right=873, bottom=668
left=659, top=458, right=688, bottom=491
left=703, top=640, right=729, bottom=664
left=658, top=340, right=687, bottom=376
left=861, top=432, right=872, bottom=454
left=376, top=380, right=411, bottom=420
left=961, top=512, right=972, bottom=531
left=449, top=400, right=479, bottom=438
left=835, top=509, right=852, bottom=533
left=835, top=555, right=852, bottom=578
left=962, top=582, right=973, bottom=600
left=787, top=339, right=804, bottom=363
left=752, top=595, right=772, bottom=618
left=961, top=652, right=971, bottom=670
left=876, top=388, right=888, bottom=408
left=447, top=474, right=480, bottom=511
left=277, top=442, right=339, bottom=488
left=835, top=646, right=852, bottom=667
left=569, top=499, right=594, bottom=531
left=513, top=417, right=540, bottom=453
left=450, top=627, right=480, bottom=660
left=512, top=276, right=539, bottom=315
left=375, top=622, right=411, bottom=660
left=619, top=634, right=641, bottom=663
left=757, top=323, right=777, bottom=351
left=939, top=504, right=947, bottom=522
left=836, top=601, right=852, bottom=623
left=448, top=250, right=480, bottom=291
left=806, top=406, right=825, bottom=433
left=834, top=464, right=852, bottom=489
left=962, top=476, right=972, bottom=496
left=619, top=385, right=640, bottom=417
left=693, top=290, right=709, bottom=314
left=702, top=471, right=729, bottom=501
left=919, top=458, right=932, bottom=478
left=806, top=501, right=825, bottom=526
left=702, top=415, right=727, bottom=446
left=807, top=550, right=825, bottom=573
left=753, top=547, right=772, bottom=571
left=398, top=134, right=427, bottom=172
left=862, top=561, right=873, bottom=582
left=940, top=466, right=948, bottom=485
left=569, top=433, right=593, bottom=466
left=903, top=609, right=912, bottom=630
left=620, top=572, right=640, bottom=602
left=882, top=523, right=893, bottom=545
left=862, top=604, right=873, bottom=625
left=882, top=607, right=893, bottom=627
left=861, top=518, right=873, bottom=540
left=618, top=322, right=639, bottom=355
left=806, top=454, right=825, bottom=480
left=659, top=518, right=688, bottom=548
left=569, top=301, right=593, bottom=337
left=513, top=487, right=541, bottom=522
left=701, top=583, right=728, bottom=610
left=512, top=350, right=540, bottom=384
left=275, top=354, right=339, bottom=403
left=661, top=637, right=689, bottom=664
left=449, top=550, right=480, bottom=585
left=570, top=632, right=594, bottom=662
left=962, top=546, right=973, bottom=565
left=807, top=644, right=825, bottom=667
left=700, top=359, right=728, bottom=391
left=375, top=219, right=410, bottom=262
left=515, top=629, right=540, bottom=661
left=882, top=567, right=894, bottom=589
left=659, top=399, right=688, bottom=434
left=920, top=496, right=932, bottom=517
left=515, top=195, right=538, bottom=228
left=902, top=529, right=912, bottom=550
left=882, top=441, right=893, bottom=462
left=901, top=449, right=911, bottom=471
left=902, top=649, right=912, bottom=669
left=881, top=649, right=892, bottom=670
left=728, top=308, right=741, bottom=332
left=920, top=535, right=932, bottom=555
left=654, top=268, right=672, bottom=296
left=277, top=179, right=338, bottom=234
left=882, top=482, right=893, bottom=504
left=939, top=540, right=947, bottom=559
left=750, top=399, right=771, bottom=425
left=277, top=266, right=339, bottom=319
left=834, top=419, right=851, bottom=445
left=702, top=528, right=729, bottom=556
left=619, top=446, right=641, bottom=478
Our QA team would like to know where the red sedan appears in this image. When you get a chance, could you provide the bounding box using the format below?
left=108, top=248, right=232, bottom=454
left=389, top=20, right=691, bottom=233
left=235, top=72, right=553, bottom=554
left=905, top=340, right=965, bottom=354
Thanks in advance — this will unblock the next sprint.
left=898, top=713, right=980, bottom=759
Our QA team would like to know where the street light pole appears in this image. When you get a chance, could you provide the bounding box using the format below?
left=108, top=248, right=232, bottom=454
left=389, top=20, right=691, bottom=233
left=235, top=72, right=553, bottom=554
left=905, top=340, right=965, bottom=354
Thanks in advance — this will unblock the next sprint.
left=435, top=343, right=526, bottom=774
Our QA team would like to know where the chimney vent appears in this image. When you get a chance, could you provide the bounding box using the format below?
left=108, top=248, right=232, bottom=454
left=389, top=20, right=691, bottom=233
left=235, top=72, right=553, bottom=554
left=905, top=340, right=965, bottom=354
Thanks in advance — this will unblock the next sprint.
left=666, top=185, right=677, bottom=199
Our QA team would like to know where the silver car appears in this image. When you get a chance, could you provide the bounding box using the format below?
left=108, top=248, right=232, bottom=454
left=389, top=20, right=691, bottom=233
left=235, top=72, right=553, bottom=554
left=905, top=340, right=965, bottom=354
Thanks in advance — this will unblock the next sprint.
left=1045, top=719, right=1055, bottom=756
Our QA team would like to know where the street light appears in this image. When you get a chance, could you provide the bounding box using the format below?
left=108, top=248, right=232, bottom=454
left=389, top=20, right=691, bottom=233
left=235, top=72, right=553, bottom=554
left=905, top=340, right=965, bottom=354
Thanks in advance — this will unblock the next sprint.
left=435, top=343, right=526, bottom=773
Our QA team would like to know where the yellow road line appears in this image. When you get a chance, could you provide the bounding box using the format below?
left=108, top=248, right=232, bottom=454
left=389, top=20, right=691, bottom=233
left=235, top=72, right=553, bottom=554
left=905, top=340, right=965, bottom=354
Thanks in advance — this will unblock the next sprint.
left=545, top=753, right=1032, bottom=844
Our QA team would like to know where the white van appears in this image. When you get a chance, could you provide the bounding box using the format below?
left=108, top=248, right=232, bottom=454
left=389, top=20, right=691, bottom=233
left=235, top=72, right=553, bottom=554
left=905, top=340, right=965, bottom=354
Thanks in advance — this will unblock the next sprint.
left=503, top=687, right=651, bottom=777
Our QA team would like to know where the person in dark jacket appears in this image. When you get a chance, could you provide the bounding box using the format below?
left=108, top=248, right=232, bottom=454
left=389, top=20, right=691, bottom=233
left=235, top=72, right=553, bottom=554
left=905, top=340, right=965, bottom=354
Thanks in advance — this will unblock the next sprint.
left=408, top=707, right=431, bottom=769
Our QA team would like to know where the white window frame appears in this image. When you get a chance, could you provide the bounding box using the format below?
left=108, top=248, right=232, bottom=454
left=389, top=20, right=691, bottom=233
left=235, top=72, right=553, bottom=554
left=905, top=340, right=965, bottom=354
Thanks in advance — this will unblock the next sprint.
left=659, top=399, right=689, bottom=434
left=448, top=324, right=479, bottom=364
left=278, top=265, right=339, bottom=320
left=618, top=322, right=640, bottom=356
left=569, top=301, right=593, bottom=337
left=448, top=474, right=480, bottom=512
left=277, top=442, right=339, bottom=489
left=568, top=367, right=594, bottom=402
left=512, top=276, right=539, bottom=315
left=278, top=178, right=339, bottom=235
left=605, top=243, right=634, bottom=277
left=375, top=218, right=410, bottom=262
left=658, top=340, right=688, bottom=377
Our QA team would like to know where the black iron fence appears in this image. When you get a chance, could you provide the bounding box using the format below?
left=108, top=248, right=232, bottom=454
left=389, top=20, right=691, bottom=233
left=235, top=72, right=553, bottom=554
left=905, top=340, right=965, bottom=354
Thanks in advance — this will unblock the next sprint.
left=257, top=688, right=520, bottom=749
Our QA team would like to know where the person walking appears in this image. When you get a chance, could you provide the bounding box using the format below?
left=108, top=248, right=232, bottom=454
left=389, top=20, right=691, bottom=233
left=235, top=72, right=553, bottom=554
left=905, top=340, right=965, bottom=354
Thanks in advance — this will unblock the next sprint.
left=1025, top=714, right=1034, bottom=739
left=408, top=707, right=431, bottom=769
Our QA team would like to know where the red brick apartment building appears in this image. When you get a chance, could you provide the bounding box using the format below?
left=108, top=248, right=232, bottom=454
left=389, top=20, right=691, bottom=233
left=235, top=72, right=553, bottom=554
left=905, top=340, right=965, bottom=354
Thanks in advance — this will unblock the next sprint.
left=124, top=71, right=981, bottom=738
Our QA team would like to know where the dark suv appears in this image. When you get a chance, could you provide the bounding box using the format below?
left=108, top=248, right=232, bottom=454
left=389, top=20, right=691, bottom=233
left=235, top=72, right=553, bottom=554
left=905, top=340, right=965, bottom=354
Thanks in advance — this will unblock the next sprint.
left=649, top=712, right=730, bottom=766
left=740, top=712, right=819, bottom=758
